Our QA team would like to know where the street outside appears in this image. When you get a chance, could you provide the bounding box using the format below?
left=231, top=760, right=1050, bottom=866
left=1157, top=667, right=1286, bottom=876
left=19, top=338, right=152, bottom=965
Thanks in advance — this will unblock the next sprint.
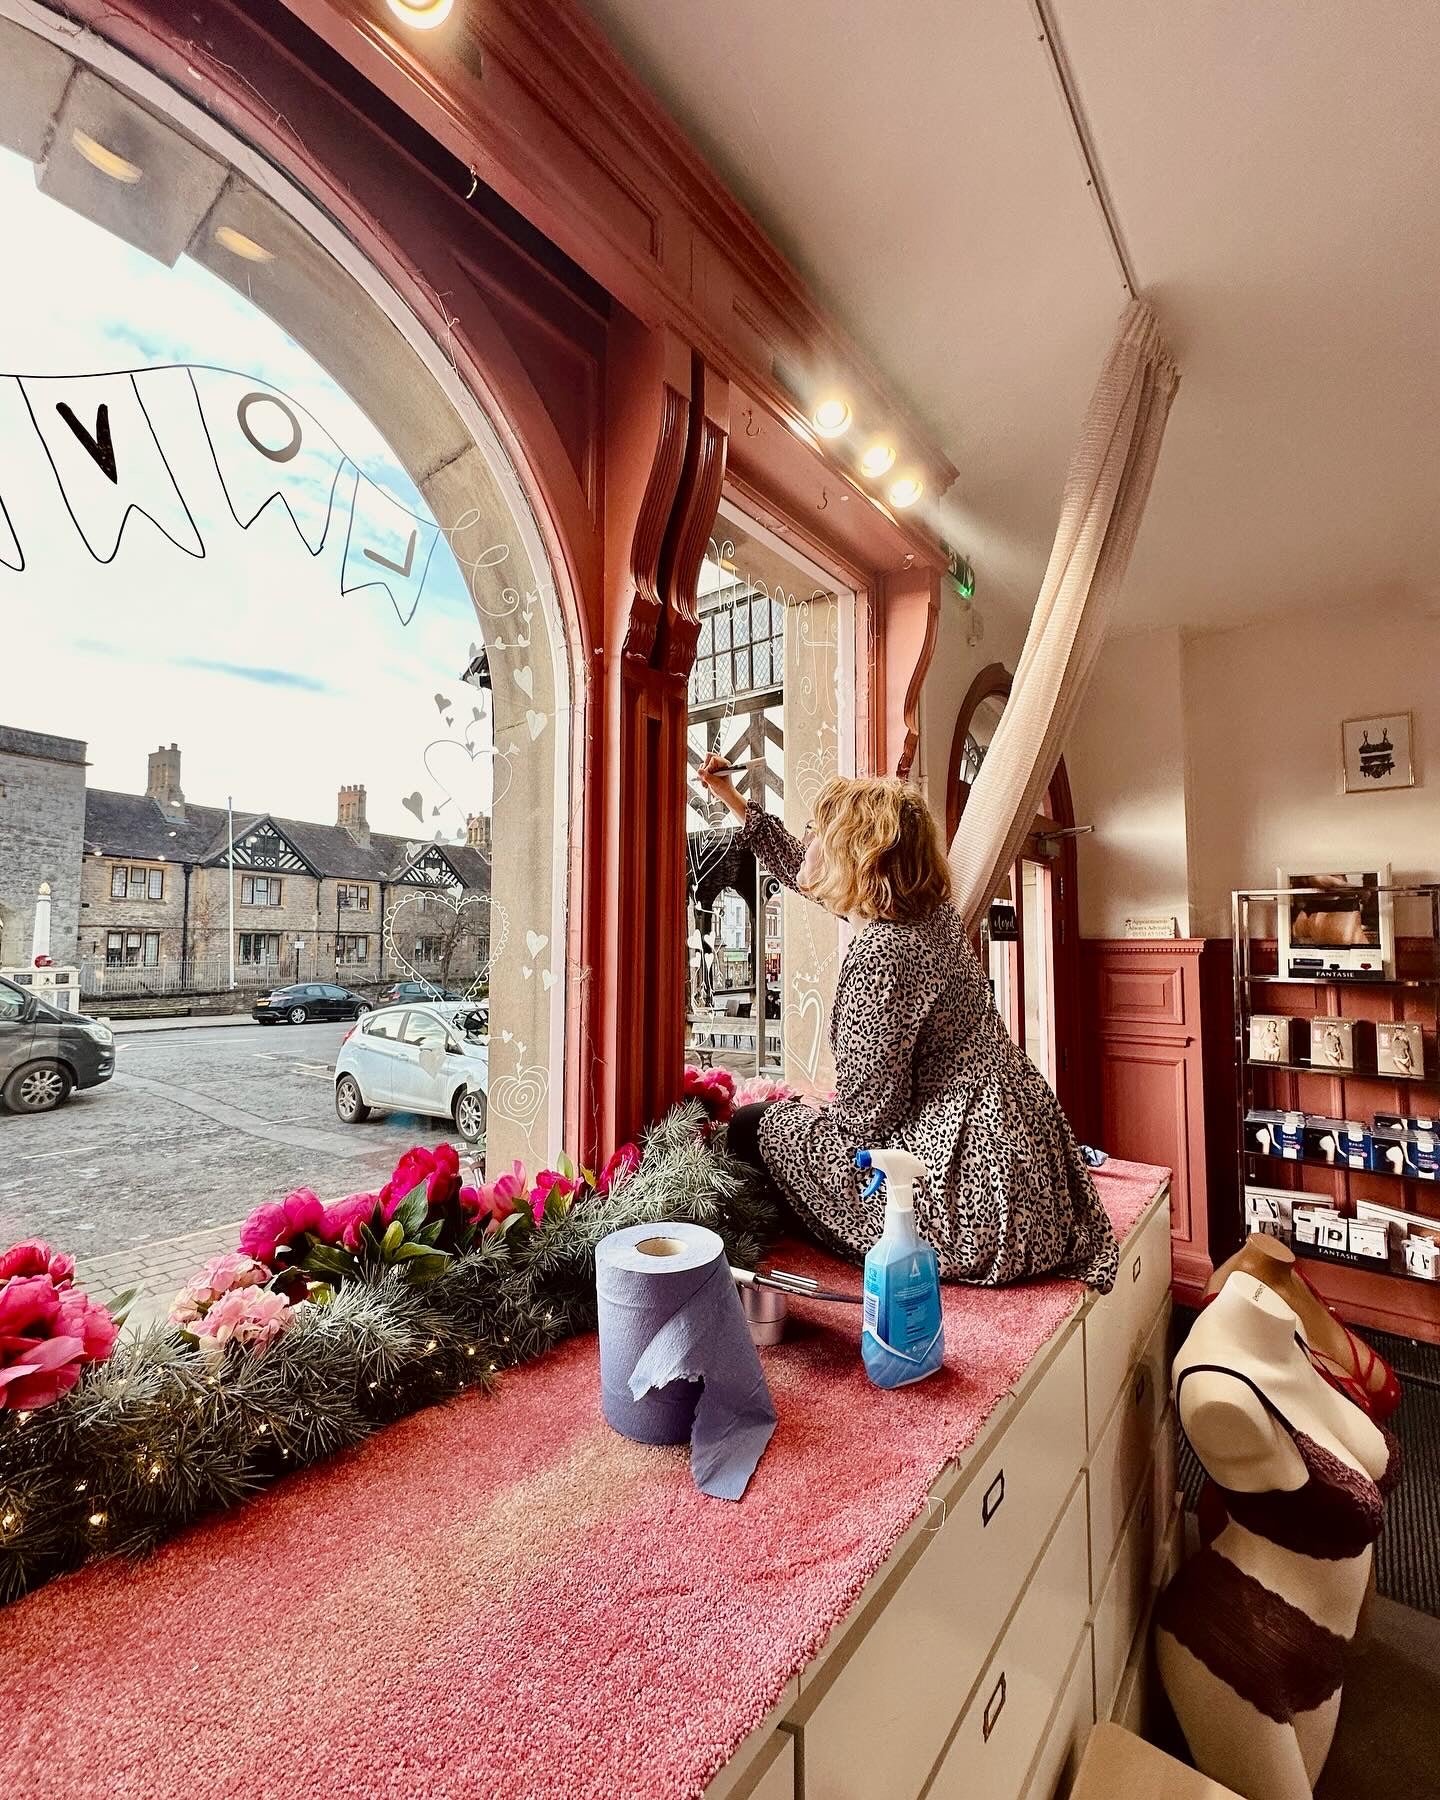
left=0, top=1019, right=470, bottom=1265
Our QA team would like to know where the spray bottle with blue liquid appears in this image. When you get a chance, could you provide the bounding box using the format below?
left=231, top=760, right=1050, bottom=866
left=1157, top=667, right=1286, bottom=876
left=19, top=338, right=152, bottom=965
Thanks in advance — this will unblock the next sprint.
left=857, top=1148, right=945, bottom=1389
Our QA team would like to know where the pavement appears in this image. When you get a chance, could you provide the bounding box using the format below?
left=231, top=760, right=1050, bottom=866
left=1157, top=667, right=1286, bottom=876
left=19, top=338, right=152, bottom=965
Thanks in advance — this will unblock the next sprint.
left=0, top=1020, right=474, bottom=1314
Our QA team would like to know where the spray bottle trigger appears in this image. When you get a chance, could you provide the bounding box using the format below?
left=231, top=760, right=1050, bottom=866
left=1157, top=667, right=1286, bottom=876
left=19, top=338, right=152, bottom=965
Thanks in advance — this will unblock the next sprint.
left=862, top=1169, right=885, bottom=1202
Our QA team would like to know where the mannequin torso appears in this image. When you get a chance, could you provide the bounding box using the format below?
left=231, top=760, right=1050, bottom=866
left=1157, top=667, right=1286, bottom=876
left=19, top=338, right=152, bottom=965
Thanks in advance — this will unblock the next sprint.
left=1156, top=1277, right=1397, bottom=1800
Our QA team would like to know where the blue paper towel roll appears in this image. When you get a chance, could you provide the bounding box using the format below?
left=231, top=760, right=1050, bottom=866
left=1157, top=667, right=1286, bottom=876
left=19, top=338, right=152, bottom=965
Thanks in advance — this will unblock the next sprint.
left=596, top=1221, right=777, bottom=1501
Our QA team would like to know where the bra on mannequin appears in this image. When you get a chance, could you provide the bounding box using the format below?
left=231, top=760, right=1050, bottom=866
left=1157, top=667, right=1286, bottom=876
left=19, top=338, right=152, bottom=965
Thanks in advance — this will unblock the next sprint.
left=1177, top=1364, right=1399, bottom=1559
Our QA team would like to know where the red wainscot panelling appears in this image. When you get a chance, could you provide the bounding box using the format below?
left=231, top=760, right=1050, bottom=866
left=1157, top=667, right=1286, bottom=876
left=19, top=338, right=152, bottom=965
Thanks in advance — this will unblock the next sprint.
left=1082, top=940, right=1237, bottom=1306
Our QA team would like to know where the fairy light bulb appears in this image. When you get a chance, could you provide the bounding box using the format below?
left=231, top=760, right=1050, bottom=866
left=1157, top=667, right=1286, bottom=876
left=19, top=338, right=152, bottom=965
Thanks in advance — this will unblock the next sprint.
left=385, top=0, right=455, bottom=27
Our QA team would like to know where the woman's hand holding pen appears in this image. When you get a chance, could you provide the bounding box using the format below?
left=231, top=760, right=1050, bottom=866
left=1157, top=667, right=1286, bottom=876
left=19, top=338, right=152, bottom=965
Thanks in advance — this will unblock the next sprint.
left=696, top=752, right=749, bottom=822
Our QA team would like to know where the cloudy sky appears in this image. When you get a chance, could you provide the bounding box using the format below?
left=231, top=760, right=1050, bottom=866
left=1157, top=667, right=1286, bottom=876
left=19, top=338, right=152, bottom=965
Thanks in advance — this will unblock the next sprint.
left=0, top=146, right=511, bottom=841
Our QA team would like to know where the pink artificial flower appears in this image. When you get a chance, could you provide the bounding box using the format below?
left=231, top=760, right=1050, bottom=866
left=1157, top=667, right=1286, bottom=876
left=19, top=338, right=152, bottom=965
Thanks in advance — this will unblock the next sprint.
left=594, top=1142, right=641, bottom=1197
left=425, top=1143, right=462, bottom=1208
left=0, top=1240, right=75, bottom=1287
left=476, top=1160, right=528, bottom=1232
left=319, top=1192, right=382, bottom=1253
left=0, top=1274, right=62, bottom=1355
left=189, top=1288, right=294, bottom=1358
left=683, top=1064, right=736, bottom=1123
left=378, top=1144, right=460, bottom=1218
left=168, top=1252, right=268, bottom=1327
left=0, top=1334, right=88, bottom=1411
left=529, top=1169, right=579, bottom=1224
left=732, top=1075, right=795, bottom=1109
left=54, top=1289, right=119, bottom=1362
left=239, top=1190, right=325, bottom=1265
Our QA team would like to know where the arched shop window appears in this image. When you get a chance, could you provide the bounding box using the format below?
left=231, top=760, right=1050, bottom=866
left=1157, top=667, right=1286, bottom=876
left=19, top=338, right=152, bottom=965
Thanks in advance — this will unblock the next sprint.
left=0, top=18, right=574, bottom=1246
left=685, top=505, right=855, bottom=1089
left=947, top=664, right=1081, bottom=1105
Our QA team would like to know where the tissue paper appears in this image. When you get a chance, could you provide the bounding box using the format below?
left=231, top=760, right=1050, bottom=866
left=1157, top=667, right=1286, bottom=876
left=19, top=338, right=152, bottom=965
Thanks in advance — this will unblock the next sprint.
left=596, top=1221, right=777, bottom=1500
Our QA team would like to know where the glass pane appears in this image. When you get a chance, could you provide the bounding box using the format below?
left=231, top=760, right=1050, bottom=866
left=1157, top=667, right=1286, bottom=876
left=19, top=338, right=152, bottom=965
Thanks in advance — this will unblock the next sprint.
left=734, top=602, right=750, bottom=646
left=715, top=610, right=731, bottom=651
left=735, top=647, right=751, bottom=691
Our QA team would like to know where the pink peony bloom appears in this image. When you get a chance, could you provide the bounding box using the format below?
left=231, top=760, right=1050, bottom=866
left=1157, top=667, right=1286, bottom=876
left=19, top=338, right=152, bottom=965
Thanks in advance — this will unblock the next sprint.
left=320, top=1192, right=381, bottom=1253
left=169, top=1252, right=268, bottom=1326
left=0, top=1334, right=89, bottom=1411
left=683, top=1064, right=736, bottom=1123
left=0, top=1274, right=63, bottom=1355
left=189, top=1288, right=295, bottom=1358
left=475, top=1160, right=528, bottom=1231
left=238, top=1190, right=325, bottom=1265
left=54, top=1289, right=118, bottom=1362
left=594, top=1142, right=641, bottom=1197
left=529, top=1169, right=579, bottom=1223
left=378, top=1143, right=460, bottom=1218
left=0, top=1240, right=75, bottom=1287
left=732, top=1075, right=795, bottom=1108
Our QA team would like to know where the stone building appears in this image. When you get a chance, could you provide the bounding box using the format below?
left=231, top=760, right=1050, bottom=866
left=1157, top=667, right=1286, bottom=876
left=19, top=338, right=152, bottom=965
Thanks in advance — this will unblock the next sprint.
left=0, top=725, right=88, bottom=969
left=69, top=743, right=491, bottom=992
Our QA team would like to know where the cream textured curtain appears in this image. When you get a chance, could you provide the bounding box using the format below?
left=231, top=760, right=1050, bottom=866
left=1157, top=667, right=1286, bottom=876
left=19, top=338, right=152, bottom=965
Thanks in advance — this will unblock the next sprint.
left=948, top=300, right=1180, bottom=930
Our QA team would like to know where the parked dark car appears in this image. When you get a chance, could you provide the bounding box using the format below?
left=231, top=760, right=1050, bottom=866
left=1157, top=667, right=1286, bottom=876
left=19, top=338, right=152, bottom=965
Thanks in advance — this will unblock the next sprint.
left=0, top=974, right=115, bottom=1114
left=373, top=979, right=471, bottom=1007
left=251, top=983, right=371, bottom=1026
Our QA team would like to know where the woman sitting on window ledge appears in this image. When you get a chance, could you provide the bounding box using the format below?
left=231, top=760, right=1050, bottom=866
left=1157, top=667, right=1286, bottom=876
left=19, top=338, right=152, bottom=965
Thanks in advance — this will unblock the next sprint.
left=697, top=758, right=1118, bottom=1292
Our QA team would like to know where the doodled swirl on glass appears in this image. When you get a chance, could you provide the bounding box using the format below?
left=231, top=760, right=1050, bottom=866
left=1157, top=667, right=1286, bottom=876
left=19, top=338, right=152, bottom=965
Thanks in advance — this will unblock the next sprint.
left=382, top=891, right=509, bottom=1001
left=486, top=1060, right=549, bottom=1134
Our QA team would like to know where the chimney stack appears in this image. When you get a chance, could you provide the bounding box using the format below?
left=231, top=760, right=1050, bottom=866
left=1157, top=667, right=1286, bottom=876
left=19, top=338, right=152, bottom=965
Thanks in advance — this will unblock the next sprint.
left=146, top=742, right=184, bottom=819
left=466, top=812, right=491, bottom=854
left=338, top=782, right=370, bottom=847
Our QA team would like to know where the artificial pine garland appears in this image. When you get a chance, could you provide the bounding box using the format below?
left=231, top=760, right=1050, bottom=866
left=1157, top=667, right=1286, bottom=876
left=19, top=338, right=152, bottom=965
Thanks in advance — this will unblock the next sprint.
left=0, top=1103, right=781, bottom=1606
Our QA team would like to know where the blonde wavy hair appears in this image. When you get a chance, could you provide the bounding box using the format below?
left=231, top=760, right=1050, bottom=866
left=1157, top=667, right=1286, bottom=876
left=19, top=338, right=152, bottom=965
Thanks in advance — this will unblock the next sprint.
left=801, top=776, right=952, bottom=922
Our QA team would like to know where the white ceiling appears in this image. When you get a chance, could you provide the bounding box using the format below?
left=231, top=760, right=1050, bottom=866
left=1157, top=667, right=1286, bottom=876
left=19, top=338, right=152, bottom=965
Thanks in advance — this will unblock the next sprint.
left=580, top=0, right=1440, bottom=635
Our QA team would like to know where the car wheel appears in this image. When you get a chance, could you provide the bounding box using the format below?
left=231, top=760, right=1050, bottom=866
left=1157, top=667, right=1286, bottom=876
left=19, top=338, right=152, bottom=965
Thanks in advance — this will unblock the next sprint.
left=354, top=1002, right=371, bottom=1017
left=453, top=1087, right=487, bottom=1143
left=287, top=1006, right=308, bottom=1025
left=4, top=1061, right=73, bottom=1114
left=335, top=1074, right=370, bottom=1125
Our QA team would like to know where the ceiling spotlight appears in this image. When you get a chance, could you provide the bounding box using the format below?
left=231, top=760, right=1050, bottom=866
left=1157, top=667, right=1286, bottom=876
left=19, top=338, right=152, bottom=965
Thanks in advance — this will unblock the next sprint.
left=214, top=225, right=275, bottom=263
left=71, top=129, right=142, bottom=185
left=859, top=442, right=896, bottom=479
left=888, top=475, right=924, bottom=509
left=385, top=0, right=455, bottom=28
left=812, top=398, right=852, bottom=439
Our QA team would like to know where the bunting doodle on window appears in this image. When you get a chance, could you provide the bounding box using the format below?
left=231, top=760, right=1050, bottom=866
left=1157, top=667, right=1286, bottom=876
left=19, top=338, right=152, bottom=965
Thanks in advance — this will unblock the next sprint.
left=0, top=363, right=443, bottom=625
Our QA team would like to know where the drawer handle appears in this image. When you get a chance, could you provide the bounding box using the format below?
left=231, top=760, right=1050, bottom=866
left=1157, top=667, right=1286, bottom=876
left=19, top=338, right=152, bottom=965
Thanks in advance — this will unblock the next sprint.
left=982, top=1671, right=1007, bottom=1743
left=1131, top=1254, right=1143, bottom=1284
left=1133, top=1367, right=1148, bottom=1407
left=982, top=1469, right=1006, bottom=1526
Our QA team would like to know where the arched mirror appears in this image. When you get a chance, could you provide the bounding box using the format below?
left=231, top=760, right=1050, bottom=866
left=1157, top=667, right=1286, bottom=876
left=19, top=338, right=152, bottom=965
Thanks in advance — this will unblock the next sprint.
left=946, top=664, right=1081, bottom=1112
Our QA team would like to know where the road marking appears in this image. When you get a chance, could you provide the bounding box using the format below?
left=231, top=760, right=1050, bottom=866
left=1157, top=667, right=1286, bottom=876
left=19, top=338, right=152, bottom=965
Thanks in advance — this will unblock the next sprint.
left=21, top=1143, right=107, bottom=1161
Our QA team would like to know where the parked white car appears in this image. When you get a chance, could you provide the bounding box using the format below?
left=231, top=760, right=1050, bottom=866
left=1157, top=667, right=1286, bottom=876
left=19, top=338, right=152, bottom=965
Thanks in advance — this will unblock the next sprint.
left=333, top=1001, right=488, bottom=1142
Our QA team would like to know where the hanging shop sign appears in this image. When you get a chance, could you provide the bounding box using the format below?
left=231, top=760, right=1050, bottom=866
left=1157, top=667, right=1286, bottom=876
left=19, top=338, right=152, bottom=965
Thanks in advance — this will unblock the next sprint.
left=0, top=364, right=441, bottom=624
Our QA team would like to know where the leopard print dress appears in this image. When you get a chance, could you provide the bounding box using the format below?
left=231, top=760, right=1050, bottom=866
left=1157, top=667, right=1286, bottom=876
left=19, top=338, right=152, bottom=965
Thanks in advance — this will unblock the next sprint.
left=742, top=806, right=1119, bottom=1292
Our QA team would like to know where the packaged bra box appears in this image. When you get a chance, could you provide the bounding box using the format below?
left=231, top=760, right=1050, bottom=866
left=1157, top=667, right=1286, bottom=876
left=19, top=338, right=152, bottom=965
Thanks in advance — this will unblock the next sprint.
left=1375, top=1112, right=1440, bottom=1134
left=1369, top=1124, right=1440, bottom=1180
left=1301, top=1117, right=1370, bottom=1169
left=1244, top=1110, right=1294, bottom=1157
left=1293, top=1203, right=1342, bottom=1246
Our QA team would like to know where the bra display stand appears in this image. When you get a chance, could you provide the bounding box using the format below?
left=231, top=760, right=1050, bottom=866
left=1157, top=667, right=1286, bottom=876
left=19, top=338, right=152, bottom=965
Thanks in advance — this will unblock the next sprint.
left=1155, top=1276, right=1396, bottom=1800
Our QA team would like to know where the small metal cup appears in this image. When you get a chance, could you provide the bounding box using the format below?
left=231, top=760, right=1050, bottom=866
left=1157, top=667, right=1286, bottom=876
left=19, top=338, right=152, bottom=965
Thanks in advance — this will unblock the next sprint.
left=739, top=1280, right=787, bottom=1346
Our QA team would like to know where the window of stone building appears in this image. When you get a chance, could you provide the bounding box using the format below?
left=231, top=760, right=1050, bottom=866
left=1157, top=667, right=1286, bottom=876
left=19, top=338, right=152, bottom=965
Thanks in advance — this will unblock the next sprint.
left=0, top=12, right=574, bottom=1255
left=685, top=504, right=852, bottom=1086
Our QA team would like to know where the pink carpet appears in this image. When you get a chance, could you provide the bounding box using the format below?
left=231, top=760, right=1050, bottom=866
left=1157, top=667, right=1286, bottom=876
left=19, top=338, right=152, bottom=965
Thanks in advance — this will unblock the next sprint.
left=0, top=1161, right=1164, bottom=1800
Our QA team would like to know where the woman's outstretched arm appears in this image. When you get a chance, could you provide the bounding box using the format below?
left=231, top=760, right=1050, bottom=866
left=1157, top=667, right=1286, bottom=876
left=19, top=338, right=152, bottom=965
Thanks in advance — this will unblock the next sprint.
left=695, top=754, right=808, bottom=894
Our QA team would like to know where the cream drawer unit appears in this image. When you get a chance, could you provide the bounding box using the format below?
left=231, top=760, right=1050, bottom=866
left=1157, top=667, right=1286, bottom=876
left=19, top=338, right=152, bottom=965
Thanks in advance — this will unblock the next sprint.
left=927, top=1482, right=1091, bottom=1800
left=1083, top=1198, right=1172, bottom=1445
left=1092, top=1468, right=1164, bottom=1721
left=1086, top=1298, right=1171, bottom=1588
left=1149, top=1406, right=1180, bottom=1588
left=792, top=1327, right=1086, bottom=1800
left=1019, top=1627, right=1094, bottom=1800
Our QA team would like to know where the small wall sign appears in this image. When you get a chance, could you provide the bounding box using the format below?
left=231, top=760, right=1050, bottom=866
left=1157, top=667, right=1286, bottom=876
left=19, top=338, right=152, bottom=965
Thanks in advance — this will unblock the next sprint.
left=1124, top=916, right=1179, bottom=939
left=1342, top=713, right=1413, bottom=793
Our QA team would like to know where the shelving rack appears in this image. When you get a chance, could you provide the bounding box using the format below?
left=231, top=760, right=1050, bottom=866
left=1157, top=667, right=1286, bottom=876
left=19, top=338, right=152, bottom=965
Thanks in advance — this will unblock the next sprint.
left=1233, top=883, right=1440, bottom=1344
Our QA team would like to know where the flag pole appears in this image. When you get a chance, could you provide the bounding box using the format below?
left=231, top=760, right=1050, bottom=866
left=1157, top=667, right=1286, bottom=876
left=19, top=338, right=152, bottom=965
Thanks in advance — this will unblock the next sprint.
left=227, top=796, right=236, bottom=991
